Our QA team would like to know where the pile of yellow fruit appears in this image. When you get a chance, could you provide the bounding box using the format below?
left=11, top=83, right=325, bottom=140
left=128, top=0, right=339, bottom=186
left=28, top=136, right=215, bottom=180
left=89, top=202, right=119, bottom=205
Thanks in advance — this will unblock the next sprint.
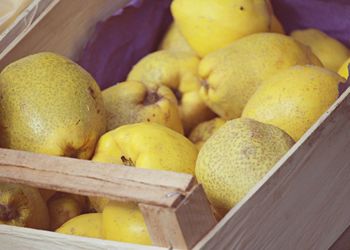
left=0, top=0, right=349, bottom=246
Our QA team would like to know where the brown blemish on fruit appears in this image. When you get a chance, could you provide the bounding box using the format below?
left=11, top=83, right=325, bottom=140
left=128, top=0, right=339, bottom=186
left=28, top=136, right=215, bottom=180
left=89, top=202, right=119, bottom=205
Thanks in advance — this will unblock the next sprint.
left=63, top=145, right=81, bottom=158
left=240, top=6, right=244, bottom=11
left=201, top=80, right=210, bottom=92
left=143, top=91, right=161, bottom=105
left=62, top=139, right=90, bottom=158
left=88, top=87, right=97, bottom=101
left=121, top=156, right=135, bottom=166
left=0, top=204, right=18, bottom=221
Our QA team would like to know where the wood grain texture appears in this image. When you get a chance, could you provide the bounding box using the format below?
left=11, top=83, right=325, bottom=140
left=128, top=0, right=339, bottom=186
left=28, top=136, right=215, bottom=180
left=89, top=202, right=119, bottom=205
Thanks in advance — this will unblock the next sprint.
left=0, top=148, right=194, bottom=207
left=0, top=225, right=165, bottom=250
left=195, top=88, right=350, bottom=250
left=0, top=0, right=131, bottom=69
left=0, top=0, right=59, bottom=59
left=140, top=185, right=216, bottom=250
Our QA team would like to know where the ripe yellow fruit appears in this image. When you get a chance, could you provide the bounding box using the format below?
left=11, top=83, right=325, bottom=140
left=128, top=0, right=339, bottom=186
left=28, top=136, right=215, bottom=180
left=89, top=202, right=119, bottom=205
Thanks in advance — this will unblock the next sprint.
left=242, top=65, right=344, bottom=141
left=48, top=195, right=83, bottom=230
left=189, top=118, right=226, bottom=150
left=90, top=122, right=198, bottom=211
left=93, top=122, right=198, bottom=174
left=103, top=81, right=183, bottom=134
left=196, top=118, right=294, bottom=214
left=159, top=23, right=194, bottom=53
left=171, top=0, right=271, bottom=57
left=0, top=52, right=106, bottom=159
left=128, top=50, right=215, bottom=133
left=199, top=33, right=322, bottom=119
left=291, top=29, right=350, bottom=71
left=338, top=57, right=350, bottom=79
left=102, top=202, right=151, bottom=245
left=56, top=213, right=103, bottom=239
left=88, top=196, right=110, bottom=213
left=0, top=183, right=49, bottom=229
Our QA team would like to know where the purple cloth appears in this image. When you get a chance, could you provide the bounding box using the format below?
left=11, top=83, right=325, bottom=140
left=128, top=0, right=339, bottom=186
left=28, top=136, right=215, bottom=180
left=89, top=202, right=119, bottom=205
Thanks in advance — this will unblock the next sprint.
left=271, top=0, right=350, bottom=47
left=78, top=0, right=172, bottom=90
left=79, top=0, right=350, bottom=90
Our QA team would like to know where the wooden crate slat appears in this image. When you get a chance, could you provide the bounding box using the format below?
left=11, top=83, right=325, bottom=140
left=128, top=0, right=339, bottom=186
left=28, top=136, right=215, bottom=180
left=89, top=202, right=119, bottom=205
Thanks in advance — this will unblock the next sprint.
left=0, top=224, right=164, bottom=250
left=140, top=185, right=216, bottom=250
left=0, top=148, right=195, bottom=208
left=194, top=88, right=350, bottom=249
left=0, top=0, right=132, bottom=68
left=0, top=0, right=60, bottom=58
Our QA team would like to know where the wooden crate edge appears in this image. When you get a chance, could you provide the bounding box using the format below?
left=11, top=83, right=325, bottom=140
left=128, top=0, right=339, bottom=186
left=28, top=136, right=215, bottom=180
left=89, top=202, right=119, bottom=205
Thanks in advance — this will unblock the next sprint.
left=195, top=85, right=350, bottom=249
left=0, top=0, right=59, bottom=58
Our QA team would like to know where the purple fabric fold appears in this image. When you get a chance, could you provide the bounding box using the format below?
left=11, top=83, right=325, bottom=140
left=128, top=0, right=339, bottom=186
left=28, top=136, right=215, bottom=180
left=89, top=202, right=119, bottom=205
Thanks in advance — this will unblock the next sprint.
left=78, top=0, right=172, bottom=90
left=79, top=0, right=350, bottom=90
left=271, top=0, right=350, bottom=47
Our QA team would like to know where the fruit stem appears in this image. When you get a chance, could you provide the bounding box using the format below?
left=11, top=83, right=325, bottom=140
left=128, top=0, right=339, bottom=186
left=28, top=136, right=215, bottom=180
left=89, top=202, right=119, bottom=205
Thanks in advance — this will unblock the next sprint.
left=143, top=91, right=161, bottom=105
left=121, top=156, right=135, bottom=167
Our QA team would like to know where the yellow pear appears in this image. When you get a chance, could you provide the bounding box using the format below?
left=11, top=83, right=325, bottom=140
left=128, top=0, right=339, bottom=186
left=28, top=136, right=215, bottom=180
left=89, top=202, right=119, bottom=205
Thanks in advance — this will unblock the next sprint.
left=90, top=122, right=198, bottom=211
left=56, top=213, right=103, bottom=239
left=291, top=29, right=350, bottom=71
left=0, top=183, right=50, bottom=229
left=102, top=202, right=151, bottom=245
left=159, top=22, right=194, bottom=53
left=88, top=196, right=109, bottom=213
left=242, top=65, right=344, bottom=141
left=196, top=118, right=294, bottom=214
left=171, top=0, right=272, bottom=57
left=128, top=50, right=215, bottom=133
left=338, top=57, right=350, bottom=79
left=189, top=117, right=226, bottom=150
left=48, top=196, right=82, bottom=230
left=0, top=52, right=106, bottom=159
left=103, top=80, right=183, bottom=134
left=93, top=122, right=198, bottom=174
left=199, top=33, right=322, bottom=119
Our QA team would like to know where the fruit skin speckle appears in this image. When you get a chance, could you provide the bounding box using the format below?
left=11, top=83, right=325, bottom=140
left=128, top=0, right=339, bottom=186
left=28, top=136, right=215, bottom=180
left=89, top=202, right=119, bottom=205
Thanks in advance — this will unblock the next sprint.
left=242, top=65, right=344, bottom=141
left=0, top=52, right=106, bottom=159
left=198, top=33, right=322, bottom=120
left=195, top=118, right=294, bottom=215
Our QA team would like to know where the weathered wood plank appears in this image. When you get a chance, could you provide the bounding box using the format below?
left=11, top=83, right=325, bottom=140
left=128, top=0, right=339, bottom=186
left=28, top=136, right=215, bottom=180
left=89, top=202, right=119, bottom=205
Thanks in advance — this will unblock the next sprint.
left=0, top=225, right=165, bottom=250
left=0, top=0, right=59, bottom=58
left=0, top=0, right=131, bottom=68
left=195, top=88, right=350, bottom=249
left=0, top=148, right=194, bottom=208
left=140, top=185, right=216, bottom=249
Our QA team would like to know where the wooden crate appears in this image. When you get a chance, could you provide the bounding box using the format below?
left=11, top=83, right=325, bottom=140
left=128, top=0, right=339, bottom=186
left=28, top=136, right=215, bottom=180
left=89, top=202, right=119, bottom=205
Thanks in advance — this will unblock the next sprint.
left=0, top=0, right=59, bottom=59
left=1, top=0, right=350, bottom=249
